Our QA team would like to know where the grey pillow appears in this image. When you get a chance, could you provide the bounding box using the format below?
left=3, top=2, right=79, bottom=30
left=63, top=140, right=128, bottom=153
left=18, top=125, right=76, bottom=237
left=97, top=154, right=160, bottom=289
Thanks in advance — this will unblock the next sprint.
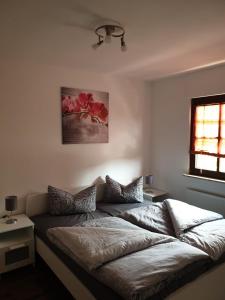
left=104, top=175, right=143, bottom=203
left=48, top=185, right=96, bottom=215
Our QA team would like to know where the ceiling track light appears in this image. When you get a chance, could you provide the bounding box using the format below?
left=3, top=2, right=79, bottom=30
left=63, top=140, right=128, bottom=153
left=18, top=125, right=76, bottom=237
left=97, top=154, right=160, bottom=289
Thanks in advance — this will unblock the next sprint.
left=121, top=35, right=127, bottom=52
left=92, top=24, right=127, bottom=52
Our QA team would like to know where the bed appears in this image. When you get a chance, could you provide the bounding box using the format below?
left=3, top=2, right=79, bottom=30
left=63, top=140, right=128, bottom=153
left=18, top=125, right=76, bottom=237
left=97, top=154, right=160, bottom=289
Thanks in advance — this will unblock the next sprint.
left=27, top=192, right=225, bottom=300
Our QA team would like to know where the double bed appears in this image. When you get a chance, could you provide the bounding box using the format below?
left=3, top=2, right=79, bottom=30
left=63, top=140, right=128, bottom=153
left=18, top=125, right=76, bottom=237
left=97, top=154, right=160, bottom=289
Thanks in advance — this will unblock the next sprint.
left=27, top=192, right=225, bottom=300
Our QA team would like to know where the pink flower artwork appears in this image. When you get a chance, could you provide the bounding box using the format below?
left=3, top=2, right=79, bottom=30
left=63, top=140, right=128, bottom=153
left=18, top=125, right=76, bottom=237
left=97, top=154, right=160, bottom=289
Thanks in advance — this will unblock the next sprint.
left=61, top=87, right=109, bottom=144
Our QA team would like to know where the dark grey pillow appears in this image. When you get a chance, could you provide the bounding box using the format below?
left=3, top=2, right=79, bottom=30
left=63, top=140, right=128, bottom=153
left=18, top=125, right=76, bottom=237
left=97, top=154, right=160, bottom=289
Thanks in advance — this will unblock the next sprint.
left=48, top=185, right=96, bottom=215
left=104, top=175, right=143, bottom=203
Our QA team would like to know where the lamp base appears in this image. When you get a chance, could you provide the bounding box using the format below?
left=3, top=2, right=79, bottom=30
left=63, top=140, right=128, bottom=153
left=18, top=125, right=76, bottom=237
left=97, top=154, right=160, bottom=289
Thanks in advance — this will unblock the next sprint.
left=6, top=218, right=17, bottom=224
left=144, top=188, right=153, bottom=193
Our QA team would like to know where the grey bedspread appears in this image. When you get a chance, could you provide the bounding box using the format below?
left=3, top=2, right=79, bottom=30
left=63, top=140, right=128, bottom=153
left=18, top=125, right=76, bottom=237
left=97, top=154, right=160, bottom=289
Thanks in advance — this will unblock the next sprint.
left=121, top=199, right=225, bottom=260
left=119, top=202, right=175, bottom=236
left=47, top=217, right=175, bottom=271
left=165, top=199, right=223, bottom=236
left=180, top=219, right=225, bottom=260
left=47, top=217, right=208, bottom=300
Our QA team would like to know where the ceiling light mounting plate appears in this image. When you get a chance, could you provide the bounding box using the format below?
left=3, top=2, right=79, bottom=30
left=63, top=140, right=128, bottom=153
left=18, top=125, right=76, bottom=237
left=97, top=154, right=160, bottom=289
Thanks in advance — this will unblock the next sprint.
left=95, top=24, right=125, bottom=38
left=92, top=23, right=127, bottom=51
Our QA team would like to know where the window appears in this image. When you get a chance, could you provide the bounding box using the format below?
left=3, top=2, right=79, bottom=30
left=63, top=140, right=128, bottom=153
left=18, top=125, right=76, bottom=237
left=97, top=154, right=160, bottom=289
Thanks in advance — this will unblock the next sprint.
left=189, top=94, right=225, bottom=180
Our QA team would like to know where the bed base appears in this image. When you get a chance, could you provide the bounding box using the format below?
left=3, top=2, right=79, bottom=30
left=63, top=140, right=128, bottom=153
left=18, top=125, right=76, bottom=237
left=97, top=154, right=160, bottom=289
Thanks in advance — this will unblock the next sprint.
left=36, top=236, right=225, bottom=300
left=36, top=237, right=95, bottom=300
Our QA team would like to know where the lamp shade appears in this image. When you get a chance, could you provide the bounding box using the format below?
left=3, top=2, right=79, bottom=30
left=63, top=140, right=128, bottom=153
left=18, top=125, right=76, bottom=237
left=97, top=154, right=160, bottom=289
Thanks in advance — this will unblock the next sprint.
left=145, top=175, right=153, bottom=185
left=5, top=196, right=17, bottom=212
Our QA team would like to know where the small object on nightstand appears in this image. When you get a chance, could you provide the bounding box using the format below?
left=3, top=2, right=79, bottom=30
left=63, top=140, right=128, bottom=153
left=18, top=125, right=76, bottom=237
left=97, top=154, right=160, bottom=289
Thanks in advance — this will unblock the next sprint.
left=0, top=214, right=35, bottom=275
left=143, top=188, right=168, bottom=202
left=144, top=174, right=153, bottom=191
left=5, top=196, right=17, bottom=224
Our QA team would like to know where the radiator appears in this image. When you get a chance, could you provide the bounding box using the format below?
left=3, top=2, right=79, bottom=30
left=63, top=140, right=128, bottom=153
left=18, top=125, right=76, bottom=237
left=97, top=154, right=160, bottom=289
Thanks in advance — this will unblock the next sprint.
left=186, top=188, right=225, bottom=216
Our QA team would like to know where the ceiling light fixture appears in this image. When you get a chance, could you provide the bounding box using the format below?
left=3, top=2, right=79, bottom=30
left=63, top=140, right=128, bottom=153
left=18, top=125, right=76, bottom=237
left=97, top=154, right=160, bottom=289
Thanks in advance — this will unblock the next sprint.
left=92, top=24, right=127, bottom=52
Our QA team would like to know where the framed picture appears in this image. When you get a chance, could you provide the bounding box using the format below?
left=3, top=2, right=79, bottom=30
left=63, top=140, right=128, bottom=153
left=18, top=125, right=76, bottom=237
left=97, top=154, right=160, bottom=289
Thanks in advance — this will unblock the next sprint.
left=61, top=87, right=109, bottom=144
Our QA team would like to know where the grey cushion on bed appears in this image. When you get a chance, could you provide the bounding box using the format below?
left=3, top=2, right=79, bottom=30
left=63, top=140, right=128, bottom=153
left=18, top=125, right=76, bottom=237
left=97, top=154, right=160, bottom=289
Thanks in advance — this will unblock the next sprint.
left=48, top=185, right=96, bottom=215
left=104, top=175, right=143, bottom=203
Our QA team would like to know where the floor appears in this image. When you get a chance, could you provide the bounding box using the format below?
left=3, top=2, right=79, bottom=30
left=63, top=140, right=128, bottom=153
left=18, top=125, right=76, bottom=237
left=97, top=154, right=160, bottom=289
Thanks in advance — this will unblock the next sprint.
left=0, top=255, right=74, bottom=300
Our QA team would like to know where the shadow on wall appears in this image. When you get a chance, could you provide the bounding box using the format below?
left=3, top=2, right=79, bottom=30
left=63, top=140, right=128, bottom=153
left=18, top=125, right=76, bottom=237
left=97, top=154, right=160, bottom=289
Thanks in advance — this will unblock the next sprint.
left=21, top=172, right=146, bottom=216
left=0, top=156, right=142, bottom=215
left=25, top=176, right=106, bottom=217
left=0, top=66, right=148, bottom=215
left=105, top=76, right=151, bottom=175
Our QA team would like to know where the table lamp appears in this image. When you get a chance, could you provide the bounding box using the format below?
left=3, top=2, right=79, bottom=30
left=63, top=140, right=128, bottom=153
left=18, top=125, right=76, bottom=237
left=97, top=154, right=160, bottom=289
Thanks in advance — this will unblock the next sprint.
left=144, top=175, right=153, bottom=192
left=5, top=195, right=17, bottom=224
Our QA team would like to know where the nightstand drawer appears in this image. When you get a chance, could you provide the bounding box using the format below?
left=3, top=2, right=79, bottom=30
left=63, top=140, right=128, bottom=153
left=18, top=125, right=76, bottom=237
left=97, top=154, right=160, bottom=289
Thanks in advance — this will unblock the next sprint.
left=0, top=214, right=35, bottom=274
left=0, top=239, right=34, bottom=273
left=5, top=244, right=29, bottom=265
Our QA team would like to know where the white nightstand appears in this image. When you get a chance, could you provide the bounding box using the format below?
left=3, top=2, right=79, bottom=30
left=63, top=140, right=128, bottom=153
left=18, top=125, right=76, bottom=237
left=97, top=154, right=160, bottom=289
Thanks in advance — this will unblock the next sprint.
left=0, top=214, right=34, bottom=275
left=143, top=188, right=168, bottom=202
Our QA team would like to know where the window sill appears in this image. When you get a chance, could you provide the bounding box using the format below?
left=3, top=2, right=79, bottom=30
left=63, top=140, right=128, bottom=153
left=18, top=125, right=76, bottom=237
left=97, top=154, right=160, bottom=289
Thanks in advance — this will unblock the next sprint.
left=183, top=173, right=225, bottom=184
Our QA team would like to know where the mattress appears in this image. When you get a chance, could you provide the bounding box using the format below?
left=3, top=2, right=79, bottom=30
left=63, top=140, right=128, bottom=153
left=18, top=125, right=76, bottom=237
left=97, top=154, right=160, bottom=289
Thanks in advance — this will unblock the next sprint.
left=31, top=203, right=214, bottom=300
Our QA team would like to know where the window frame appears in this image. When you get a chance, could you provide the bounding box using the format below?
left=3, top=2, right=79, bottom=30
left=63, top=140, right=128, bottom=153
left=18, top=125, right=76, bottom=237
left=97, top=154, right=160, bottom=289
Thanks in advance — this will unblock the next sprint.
left=189, top=93, right=225, bottom=181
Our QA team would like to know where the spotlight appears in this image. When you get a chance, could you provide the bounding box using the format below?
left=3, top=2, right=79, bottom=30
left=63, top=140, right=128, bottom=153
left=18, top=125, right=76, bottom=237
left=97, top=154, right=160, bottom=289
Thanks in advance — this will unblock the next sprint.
left=121, top=36, right=127, bottom=52
left=92, top=37, right=103, bottom=50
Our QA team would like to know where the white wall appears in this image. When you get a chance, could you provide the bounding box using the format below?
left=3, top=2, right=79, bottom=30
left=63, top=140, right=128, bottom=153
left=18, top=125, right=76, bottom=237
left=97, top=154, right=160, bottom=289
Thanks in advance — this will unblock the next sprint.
left=150, top=65, right=225, bottom=215
left=0, top=60, right=151, bottom=213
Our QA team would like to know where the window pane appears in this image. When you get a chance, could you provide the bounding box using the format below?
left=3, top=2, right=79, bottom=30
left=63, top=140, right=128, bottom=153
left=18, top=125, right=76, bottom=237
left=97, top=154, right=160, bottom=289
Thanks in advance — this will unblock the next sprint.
left=219, top=158, right=225, bottom=172
left=195, top=138, right=218, bottom=153
left=221, top=104, right=225, bottom=138
left=196, top=105, right=219, bottom=138
left=195, top=154, right=217, bottom=171
left=220, top=139, right=225, bottom=155
left=196, top=106, right=205, bottom=137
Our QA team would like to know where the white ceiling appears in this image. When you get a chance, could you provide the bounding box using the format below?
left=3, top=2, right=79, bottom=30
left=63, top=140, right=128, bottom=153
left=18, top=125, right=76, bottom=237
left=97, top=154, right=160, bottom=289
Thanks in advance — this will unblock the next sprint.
left=1, top=0, right=225, bottom=80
